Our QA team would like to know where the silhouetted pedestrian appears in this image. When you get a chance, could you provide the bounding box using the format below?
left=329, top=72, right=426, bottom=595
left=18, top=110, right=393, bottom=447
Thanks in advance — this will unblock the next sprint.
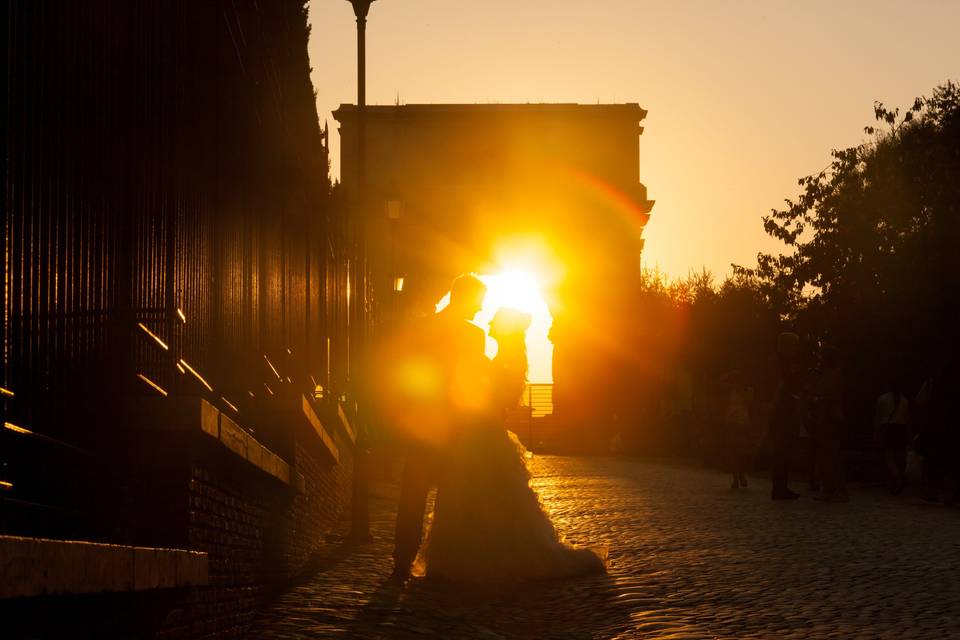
left=914, top=356, right=960, bottom=504
left=770, top=332, right=802, bottom=500
left=875, top=374, right=910, bottom=494
left=812, top=347, right=848, bottom=503
left=722, top=371, right=753, bottom=489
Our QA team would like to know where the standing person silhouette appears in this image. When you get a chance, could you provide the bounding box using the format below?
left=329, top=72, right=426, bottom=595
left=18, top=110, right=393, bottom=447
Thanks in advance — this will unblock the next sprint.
left=875, top=371, right=910, bottom=494
left=389, top=273, right=487, bottom=582
left=771, top=332, right=803, bottom=500
left=812, top=347, right=848, bottom=502
left=722, top=370, right=753, bottom=489
left=915, top=353, right=960, bottom=504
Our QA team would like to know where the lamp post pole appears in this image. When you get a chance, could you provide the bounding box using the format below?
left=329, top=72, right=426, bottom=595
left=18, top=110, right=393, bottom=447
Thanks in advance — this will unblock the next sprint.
left=346, top=0, right=376, bottom=543
left=351, top=0, right=371, bottom=108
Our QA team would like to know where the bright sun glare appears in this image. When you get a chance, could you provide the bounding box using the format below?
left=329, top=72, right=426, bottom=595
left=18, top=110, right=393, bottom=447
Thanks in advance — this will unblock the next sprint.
left=436, top=268, right=553, bottom=383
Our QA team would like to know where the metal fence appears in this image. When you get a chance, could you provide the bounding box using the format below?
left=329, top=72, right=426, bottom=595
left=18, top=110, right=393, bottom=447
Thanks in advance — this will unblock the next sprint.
left=2, top=0, right=355, bottom=538
left=504, top=383, right=554, bottom=451
left=524, top=383, right=554, bottom=418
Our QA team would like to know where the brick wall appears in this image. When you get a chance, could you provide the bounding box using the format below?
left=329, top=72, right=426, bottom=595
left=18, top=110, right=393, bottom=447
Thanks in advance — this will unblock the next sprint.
left=280, top=440, right=353, bottom=576
left=155, top=426, right=353, bottom=640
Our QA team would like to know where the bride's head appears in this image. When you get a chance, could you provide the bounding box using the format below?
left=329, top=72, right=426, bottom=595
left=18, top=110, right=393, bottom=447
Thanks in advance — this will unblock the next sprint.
left=489, top=308, right=532, bottom=348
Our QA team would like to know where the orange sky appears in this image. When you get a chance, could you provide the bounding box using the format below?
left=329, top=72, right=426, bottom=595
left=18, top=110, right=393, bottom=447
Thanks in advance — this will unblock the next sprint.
left=308, top=0, right=959, bottom=280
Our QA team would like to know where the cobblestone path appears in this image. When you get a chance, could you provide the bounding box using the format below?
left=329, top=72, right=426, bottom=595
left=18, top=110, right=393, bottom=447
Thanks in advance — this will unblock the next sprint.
left=252, top=457, right=960, bottom=639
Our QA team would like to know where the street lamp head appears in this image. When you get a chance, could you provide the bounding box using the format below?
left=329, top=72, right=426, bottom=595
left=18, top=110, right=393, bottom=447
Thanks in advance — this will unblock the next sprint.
left=346, top=0, right=376, bottom=20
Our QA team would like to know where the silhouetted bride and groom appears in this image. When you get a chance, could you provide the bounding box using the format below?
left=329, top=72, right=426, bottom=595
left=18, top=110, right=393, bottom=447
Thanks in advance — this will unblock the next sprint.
left=389, top=273, right=605, bottom=584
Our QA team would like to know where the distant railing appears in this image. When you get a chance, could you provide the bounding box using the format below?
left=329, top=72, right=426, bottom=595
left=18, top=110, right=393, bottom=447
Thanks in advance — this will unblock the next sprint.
left=506, top=383, right=554, bottom=450
left=523, top=383, right=554, bottom=417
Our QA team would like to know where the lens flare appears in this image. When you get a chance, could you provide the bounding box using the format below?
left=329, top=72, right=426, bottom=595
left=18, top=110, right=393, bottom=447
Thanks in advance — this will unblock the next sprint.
left=437, top=265, right=554, bottom=383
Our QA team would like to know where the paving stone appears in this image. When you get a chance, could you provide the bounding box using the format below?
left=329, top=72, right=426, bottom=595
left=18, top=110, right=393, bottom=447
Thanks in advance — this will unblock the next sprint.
left=251, top=457, right=960, bottom=639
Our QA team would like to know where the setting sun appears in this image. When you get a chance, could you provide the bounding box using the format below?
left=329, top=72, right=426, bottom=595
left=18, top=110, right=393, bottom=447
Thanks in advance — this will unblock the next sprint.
left=436, top=267, right=554, bottom=383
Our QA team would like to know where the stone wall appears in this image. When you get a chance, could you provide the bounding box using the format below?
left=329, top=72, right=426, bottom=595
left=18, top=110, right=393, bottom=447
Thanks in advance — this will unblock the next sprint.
left=9, top=397, right=360, bottom=640
left=154, top=420, right=354, bottom=639
left=281, top=440, right=354, bottom=575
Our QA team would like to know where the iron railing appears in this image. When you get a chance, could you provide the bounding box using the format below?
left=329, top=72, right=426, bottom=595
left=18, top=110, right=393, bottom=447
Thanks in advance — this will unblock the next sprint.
left=2, top=0, right=358, bottom=541
left=524, top=383, right=554, bottom=417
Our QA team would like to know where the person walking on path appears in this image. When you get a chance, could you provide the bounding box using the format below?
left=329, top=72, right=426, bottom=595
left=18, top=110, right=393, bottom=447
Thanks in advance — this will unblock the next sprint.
left=875, top=374, right=910, bottom=494
left=812, top=347, right=848, bottom=503
left=770, top=332, right=803, bottom=500
left=722, top=371, right=753, bottom=489
left=914, top=355, right=960, bottom=505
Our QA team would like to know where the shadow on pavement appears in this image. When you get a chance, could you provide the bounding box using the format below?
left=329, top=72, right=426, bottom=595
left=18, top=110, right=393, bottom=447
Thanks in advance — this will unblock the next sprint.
left=347, top=572, right=634, bottom=639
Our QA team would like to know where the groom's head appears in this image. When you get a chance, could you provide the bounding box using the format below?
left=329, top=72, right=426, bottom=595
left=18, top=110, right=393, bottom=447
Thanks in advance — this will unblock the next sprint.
left=447, top=273, right=487, bottom=321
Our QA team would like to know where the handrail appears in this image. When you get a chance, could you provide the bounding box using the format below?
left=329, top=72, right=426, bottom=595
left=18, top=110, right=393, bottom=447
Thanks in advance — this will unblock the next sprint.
left=512, top=383, right=554, bottom=450
left=523, top=383, right=553, bottom=417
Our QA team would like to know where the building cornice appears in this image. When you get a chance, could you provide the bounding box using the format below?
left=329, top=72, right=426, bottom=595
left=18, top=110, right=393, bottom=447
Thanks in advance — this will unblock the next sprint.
left=333, top=102, right=648, bottom=122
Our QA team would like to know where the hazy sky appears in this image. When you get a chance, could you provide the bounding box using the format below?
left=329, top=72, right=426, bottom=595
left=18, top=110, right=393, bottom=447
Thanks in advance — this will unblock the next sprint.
left=308, top=0, right=959, bottom=279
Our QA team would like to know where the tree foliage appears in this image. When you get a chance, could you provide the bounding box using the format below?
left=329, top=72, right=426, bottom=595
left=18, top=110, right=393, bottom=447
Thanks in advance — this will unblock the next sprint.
left=620, top=267, right=778, bottom=455
left=738, top=81, right=960, bottom=410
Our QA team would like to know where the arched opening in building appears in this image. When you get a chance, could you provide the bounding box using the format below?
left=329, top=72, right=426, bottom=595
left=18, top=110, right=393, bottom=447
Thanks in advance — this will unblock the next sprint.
left=435, top=267, right=554, bottom=418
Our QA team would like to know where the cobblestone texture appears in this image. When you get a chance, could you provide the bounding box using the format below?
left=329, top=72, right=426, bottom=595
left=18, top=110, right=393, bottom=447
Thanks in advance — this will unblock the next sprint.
left=252, top=457, right=960, bottom=639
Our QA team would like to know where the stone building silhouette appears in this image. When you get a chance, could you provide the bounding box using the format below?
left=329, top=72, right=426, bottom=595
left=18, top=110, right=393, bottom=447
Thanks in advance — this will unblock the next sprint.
left=334, top=103, right=654, bottom=443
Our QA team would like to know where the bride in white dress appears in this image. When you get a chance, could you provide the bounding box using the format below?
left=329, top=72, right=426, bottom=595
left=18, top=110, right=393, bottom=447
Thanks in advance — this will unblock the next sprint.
left=414, top=308, right=606, bottom=583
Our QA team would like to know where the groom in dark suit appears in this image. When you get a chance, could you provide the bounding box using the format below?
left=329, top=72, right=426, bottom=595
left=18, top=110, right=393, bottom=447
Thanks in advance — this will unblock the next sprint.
left=390, top=273, right=487, bottom=582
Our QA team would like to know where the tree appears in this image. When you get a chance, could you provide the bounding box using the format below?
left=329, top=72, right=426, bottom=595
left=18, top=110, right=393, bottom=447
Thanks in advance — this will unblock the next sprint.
left=739, top=81, right=960, bottom=426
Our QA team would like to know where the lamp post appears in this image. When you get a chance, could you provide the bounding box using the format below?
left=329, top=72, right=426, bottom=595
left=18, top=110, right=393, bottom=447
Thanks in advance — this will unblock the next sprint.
left=346, top=0, right=375, bottom=108
left=345, top=0, right=376, bottom=543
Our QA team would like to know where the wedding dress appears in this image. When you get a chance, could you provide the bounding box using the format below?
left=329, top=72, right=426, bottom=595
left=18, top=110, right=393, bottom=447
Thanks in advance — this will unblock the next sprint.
left=414, top=332, right=606, bottom=583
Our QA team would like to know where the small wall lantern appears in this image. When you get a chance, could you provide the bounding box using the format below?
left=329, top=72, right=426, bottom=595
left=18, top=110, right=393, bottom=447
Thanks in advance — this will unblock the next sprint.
left=386, top=199, right=402, bottom=220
